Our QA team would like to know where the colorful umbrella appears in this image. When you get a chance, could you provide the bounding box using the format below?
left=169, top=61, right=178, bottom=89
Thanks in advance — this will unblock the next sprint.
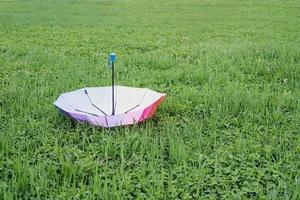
left=54, top=53, right=166, bottom=128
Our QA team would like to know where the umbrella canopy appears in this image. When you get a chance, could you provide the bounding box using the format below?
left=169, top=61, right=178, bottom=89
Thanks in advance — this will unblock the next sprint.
left=54, top=85, right=165, bottom=127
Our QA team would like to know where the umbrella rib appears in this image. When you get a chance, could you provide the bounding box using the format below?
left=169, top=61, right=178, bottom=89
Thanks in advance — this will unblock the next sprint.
left=74, top=109, right=101, bottom=117
left=124, top=89, right=148, bottom=113
left=61, top=94, right=104, bottom=116
left=84, top=89, right=108, bottom=116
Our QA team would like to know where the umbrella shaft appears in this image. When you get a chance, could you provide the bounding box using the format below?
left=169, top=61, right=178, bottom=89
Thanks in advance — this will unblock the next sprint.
left=112, top=61, right=115, bottom=115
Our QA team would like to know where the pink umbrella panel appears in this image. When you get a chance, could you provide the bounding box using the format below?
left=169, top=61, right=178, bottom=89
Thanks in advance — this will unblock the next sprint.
left=54, top=86, right=166, bottom=128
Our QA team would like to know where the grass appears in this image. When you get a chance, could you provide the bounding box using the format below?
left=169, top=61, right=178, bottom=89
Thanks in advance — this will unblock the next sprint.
left=0, top=0, right=300, bottom=199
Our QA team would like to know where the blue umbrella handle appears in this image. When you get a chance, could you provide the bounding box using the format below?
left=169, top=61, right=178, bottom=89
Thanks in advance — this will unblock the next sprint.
left=108, top=53, right=116, bottom=115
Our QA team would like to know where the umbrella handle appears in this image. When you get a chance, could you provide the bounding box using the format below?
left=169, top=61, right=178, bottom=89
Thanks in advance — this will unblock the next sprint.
left=109, top=53, right=116, bottom=115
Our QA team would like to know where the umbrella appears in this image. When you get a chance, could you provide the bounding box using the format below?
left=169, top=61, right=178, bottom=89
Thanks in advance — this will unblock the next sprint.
left=54, top=53, right=166, bottom=128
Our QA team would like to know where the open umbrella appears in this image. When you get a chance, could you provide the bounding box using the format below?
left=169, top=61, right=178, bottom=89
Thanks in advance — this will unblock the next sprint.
left=54, top=53, right=166, bottom=128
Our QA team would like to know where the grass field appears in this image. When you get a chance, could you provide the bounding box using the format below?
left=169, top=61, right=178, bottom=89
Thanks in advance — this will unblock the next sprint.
left=1, top=0, right=300, bottom=199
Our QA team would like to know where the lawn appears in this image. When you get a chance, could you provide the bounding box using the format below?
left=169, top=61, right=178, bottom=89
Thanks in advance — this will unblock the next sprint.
left=0, top=0, right=299, bottom=199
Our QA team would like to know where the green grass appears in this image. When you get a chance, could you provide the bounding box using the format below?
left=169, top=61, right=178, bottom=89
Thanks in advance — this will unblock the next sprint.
left=1, top=0, right=300, bottom=199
